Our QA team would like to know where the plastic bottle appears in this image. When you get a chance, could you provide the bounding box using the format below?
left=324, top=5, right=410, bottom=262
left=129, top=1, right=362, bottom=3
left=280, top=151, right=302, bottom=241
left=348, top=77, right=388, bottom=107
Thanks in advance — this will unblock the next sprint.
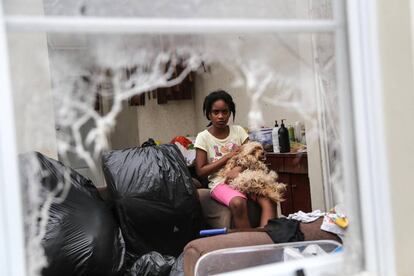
left=301, top=126, right=307, bottom=145
left=278, top=119, right=291, bottom=153
left=294, top=121, right=302, bottom=142
left=272, top=120, right=280, bottom=153
left=288, top=124, right=295, bottom=142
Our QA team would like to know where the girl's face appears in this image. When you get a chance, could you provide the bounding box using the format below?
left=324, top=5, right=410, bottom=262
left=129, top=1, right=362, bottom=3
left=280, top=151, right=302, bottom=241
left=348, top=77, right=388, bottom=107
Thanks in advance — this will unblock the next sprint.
left=209, top=99, right=231, bottom=129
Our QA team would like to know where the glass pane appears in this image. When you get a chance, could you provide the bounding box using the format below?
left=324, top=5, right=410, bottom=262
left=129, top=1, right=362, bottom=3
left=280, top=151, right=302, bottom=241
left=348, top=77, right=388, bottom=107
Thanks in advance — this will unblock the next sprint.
left=4, top=0, right=333, bottom=19
left=5, top=3, right=363, bottom=276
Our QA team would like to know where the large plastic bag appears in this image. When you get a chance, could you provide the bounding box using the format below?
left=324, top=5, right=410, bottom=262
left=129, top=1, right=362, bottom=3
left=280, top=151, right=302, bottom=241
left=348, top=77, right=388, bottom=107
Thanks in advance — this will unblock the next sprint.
left=102, top=144, right=201, bottom=257
left=125, top=251, right=175, bottom=276
left=19, top=152, right=125, bottom=276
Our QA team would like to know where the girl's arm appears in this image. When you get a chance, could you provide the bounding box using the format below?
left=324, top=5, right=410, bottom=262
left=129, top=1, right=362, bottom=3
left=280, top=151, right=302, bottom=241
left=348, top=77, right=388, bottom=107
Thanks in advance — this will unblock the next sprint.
left=224, top=137, right=248, bottom=181
left=225, top=166, right=243, bottom=182
left=195, top=148, right=238, bottom=178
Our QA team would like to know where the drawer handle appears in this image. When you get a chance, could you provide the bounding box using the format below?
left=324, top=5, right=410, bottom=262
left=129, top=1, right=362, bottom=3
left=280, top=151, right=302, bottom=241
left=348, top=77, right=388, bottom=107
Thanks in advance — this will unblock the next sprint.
left=292, top=184, right=297, bottom=188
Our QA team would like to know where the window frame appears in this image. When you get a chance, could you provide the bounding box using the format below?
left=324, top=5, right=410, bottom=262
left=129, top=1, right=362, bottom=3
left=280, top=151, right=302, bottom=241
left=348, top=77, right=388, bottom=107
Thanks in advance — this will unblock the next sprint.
left=346, top=0, right=396, bottom=274
left=0, top=2, right=27, bottom=276
left=0, top=0, right=395, bottom=275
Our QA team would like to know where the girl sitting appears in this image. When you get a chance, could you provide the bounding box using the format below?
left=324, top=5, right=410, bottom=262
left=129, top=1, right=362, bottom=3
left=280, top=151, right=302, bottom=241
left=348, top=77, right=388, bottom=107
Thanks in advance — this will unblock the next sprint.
left=194, top=90, right=277, bottom=228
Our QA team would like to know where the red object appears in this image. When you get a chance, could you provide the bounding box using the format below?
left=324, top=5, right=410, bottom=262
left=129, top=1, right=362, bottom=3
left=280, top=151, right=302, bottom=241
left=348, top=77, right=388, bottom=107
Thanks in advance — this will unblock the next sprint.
left=171, top=136, right=193, bottom=149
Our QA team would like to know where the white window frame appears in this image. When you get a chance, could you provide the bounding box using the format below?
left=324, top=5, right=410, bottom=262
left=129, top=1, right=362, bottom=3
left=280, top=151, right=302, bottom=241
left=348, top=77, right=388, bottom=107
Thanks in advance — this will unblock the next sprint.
left=0, top=0, right=395, bottom=275
left=0, top=1, right=27, bottom=276
left=346, top=0, right=395, bottom=274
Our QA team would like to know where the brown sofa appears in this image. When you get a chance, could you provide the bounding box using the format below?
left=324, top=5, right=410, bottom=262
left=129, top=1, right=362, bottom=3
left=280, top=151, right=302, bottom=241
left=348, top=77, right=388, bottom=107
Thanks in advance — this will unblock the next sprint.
left=186, top=188, right=341, bottom=276
left=183, top=217, right=341, bottom=276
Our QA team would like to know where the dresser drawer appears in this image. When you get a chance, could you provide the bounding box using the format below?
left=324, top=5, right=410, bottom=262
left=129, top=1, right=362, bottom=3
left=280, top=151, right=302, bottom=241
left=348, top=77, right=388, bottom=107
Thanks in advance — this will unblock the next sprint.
left=283, top=154, right=308, bottom=174
left=265, top=152, right=308, bottom=174
left=265, top=152, right=310, bottom=215
left=265, top=155, right=284, bottom=172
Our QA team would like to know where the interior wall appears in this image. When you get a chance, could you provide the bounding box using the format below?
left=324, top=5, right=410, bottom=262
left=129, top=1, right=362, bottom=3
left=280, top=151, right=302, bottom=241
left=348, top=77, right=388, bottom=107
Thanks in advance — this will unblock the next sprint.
left=136, top=97, right=197, bottom=144
left=109, top=100, right=139, bottom=149
left=194, top=63, right=304, bottom=131
left=378, top=0, right=414, bottom=275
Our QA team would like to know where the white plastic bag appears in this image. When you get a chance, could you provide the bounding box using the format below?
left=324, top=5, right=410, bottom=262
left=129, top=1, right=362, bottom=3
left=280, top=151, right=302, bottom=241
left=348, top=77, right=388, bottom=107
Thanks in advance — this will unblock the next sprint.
left=301, top=244, right=327, bottom=257
left=283, top=247, right=304, bottom=261
left=283, top=244, right=327, bottom=262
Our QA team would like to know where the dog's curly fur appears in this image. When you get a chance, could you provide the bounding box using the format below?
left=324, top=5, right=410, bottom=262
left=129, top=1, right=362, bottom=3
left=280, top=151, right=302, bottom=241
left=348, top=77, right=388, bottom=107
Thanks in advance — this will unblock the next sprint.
left=218, top=141, right=286, bottom=203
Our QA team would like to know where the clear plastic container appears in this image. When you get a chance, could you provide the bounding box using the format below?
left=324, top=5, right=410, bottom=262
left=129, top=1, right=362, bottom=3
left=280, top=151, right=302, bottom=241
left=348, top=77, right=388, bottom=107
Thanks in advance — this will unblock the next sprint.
left=194, top=240, right=341, bottom=276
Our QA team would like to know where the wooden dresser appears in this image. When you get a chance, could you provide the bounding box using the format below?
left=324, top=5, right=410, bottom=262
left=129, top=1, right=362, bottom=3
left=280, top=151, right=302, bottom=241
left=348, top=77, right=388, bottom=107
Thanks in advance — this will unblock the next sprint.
left=265, top=152, right=312, bottom=216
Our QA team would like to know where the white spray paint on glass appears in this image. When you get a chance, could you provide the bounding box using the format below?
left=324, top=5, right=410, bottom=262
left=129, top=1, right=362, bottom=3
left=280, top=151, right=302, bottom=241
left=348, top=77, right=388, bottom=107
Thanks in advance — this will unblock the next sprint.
left=19, top=32, right=345, bottom=275
left=5, top=1, right=356, bottom=275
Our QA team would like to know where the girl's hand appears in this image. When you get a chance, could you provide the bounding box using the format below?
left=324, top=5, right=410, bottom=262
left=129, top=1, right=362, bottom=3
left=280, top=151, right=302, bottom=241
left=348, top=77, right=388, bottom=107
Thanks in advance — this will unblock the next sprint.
left=225, top=166, right=243, bottom=182
left=225, top=146, right=240, bottom=160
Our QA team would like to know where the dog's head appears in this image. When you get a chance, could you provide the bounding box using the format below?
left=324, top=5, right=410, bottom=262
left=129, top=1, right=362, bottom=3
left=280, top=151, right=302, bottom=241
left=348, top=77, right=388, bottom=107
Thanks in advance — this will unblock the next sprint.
left=239, top=141, right=266, bottom=161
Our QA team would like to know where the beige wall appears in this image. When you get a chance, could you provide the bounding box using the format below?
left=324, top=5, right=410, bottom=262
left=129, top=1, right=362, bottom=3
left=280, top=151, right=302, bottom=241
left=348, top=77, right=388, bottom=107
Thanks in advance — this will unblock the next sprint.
left=109, top=100, right=139, bottom=149
left=378, top=0, right=414, bottom=275
left=136, top=97, right=197, bottom=144
left=194, top=64, right=304, bottom=131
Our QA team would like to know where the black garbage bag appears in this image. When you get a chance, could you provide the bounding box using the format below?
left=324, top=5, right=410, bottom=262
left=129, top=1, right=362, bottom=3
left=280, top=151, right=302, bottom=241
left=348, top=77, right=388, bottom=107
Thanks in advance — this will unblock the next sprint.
left=141, top=138, right=157, bottom=147
left=19, top=152, right=125, bottom=276
left=102, top=144, right=201, bottom=257
left=125, top=251, right=175, bottom=276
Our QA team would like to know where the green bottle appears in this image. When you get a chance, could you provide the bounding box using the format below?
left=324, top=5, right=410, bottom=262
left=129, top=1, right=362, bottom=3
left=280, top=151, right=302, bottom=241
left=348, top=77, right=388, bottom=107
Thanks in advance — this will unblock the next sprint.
left=288, top=124, right=295, bottom=142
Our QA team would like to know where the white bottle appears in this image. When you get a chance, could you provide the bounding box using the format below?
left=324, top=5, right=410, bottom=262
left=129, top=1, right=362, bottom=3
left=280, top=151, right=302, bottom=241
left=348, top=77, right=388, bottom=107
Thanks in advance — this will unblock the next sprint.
left=272, top=120, right=280, bottom=153
left=294, top=121, right=302, bottom=142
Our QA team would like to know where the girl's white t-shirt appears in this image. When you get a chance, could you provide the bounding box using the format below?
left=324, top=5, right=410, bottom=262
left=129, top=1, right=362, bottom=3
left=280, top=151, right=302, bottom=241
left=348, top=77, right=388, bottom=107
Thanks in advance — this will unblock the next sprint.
left=194, top=125, right=249, bottom=189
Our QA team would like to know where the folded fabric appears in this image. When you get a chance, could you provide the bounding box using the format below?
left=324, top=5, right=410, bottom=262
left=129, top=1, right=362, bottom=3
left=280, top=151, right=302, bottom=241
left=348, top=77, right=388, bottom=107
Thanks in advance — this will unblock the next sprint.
left=287, top=210, right=325, bottom=223
left=320, top=215, right=345, bottom=241
left=264, top=218, right=305, bottom=243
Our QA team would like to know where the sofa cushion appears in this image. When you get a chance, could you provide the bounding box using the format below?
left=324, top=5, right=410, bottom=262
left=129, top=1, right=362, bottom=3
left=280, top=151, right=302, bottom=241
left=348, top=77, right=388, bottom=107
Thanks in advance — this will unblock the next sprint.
left=197, top=189, right=232, bottom=229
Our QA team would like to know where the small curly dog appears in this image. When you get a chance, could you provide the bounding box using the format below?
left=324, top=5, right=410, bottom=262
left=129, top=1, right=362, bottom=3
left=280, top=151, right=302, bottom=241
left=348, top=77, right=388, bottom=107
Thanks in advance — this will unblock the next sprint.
left=218, top=141, right=286, bottom=203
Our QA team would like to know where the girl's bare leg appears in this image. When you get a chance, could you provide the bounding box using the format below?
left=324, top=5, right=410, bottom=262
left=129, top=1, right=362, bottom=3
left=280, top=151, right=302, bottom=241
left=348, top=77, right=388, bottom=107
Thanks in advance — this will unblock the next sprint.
left=229, top=196, right=251, bottom=228
left=257, top=196, right=277, bottom=227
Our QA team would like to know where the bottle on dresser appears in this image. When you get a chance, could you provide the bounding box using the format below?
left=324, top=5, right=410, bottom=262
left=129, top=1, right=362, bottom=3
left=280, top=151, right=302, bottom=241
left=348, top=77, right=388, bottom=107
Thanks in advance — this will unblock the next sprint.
left=278, top=119, right=291, bottom=153
left=272, top=120, right=280, bottom=153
